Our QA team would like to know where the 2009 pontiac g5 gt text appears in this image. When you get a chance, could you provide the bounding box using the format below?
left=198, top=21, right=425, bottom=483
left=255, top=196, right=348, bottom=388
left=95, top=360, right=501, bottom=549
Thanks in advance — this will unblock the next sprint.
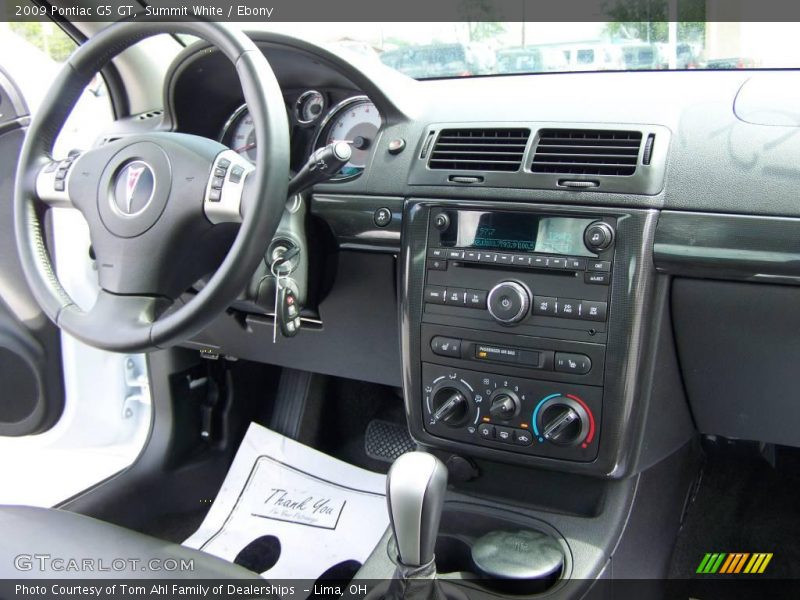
left=0, top=3, right=799, bottom=599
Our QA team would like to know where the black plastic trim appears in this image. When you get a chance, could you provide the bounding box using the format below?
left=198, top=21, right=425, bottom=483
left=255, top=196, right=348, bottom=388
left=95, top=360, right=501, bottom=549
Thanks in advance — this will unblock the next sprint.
left=654, top=210, right=800, bottom=284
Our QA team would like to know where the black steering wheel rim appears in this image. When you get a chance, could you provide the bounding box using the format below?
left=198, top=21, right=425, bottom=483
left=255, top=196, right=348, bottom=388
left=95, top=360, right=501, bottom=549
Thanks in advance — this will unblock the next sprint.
left=14, top=20, right=289, bottom=352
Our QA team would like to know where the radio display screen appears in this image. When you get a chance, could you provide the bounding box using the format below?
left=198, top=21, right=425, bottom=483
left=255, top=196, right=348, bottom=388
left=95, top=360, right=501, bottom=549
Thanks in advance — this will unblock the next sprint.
left=439, top=211, right=596, bottom=257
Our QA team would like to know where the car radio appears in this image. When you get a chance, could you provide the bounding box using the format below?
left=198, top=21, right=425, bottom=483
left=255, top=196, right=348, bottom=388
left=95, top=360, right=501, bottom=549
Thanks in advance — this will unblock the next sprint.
left=419, top=208, right=615, bottom=462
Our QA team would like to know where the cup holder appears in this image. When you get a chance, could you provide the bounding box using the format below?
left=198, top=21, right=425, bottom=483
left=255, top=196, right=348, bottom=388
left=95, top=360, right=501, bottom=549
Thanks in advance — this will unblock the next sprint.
left=431, top=505, right=570, bottom=597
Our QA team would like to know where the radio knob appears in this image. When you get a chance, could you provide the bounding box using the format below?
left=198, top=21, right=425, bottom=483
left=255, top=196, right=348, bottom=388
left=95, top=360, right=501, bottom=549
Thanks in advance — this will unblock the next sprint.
left=489, top=390, right=520, bottom=421
left=487, top=281, right=530, bottom=324
left=583, top=221, right=615, bottom=252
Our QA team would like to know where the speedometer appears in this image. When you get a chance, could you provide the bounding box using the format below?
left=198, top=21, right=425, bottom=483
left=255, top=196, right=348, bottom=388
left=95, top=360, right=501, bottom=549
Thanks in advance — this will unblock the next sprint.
left=317, top=96, right=381, bottom=178
left=220, top=105, right=257, bottom=163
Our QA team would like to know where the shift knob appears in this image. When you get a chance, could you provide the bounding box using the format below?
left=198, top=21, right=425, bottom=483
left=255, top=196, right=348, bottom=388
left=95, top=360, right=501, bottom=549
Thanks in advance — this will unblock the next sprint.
left=386, top=451, right=448, bottom=567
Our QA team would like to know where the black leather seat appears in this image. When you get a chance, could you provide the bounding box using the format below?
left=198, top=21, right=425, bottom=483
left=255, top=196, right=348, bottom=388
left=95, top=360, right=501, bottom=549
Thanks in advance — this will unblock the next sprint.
left=0, top=506, right=259, bottom=579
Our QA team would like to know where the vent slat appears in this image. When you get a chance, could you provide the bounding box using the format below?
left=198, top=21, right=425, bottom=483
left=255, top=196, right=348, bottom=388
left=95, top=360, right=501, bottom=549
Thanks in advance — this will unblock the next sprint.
left=428, top=128, right=530, bottom=172
left=531, top=128, right=642, bottom=176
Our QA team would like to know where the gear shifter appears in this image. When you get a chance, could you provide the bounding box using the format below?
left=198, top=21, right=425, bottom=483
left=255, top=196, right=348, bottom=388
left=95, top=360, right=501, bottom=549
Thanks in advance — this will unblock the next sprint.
left=386, top=451, right=448, bottom=568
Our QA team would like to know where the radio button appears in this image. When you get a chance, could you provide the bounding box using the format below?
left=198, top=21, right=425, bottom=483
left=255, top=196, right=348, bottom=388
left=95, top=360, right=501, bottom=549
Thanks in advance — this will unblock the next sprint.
left=446, top=249, right=465, bottom=260
left=479, top=252, right=497, bottom=263
left=579, top=300, right=608, bottom=321
left=428, top=247, right=446, bottom=258
left=531, top=256, right=548, bottom=269
left=549, top=257, right=567, bottom=269
left=431, top=336, right=462, bottom=358
left=424, top=286, right=447, bottom=304
left=464, top=250, right=481, bottom=262
left=446, top=288, right=466, bottom=304
left=588, top=260, right=611, bottom=272
left=556, top=298, right=580, bottom=318
left=496, top=253, right=513, bottom=264
left=427, top=258, right=447, bottom=271
left=533, top=296, right=557, bottom=316
left=555, top=352, right=592, bottom=375
left=513, top=254, right=530, bottom=266
left=567, top=257, right=587, bottom=270
left=465, top=289, right=488, bottom=308
left=585, top=272, right=610, bottom=285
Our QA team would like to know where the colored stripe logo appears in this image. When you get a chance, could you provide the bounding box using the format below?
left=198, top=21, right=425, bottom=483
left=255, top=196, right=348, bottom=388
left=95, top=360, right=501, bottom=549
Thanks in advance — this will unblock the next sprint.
left=696, top=552, right=773, bottom=574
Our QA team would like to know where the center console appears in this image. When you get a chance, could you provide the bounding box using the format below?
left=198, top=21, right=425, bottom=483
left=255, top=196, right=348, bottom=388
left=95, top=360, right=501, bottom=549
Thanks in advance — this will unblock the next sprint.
left=402, top=199, right=659, bottom=476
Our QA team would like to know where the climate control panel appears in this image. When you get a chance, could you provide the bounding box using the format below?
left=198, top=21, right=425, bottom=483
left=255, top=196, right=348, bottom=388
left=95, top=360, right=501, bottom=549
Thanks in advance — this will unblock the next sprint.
left=423, top=363, right=601, bottom=461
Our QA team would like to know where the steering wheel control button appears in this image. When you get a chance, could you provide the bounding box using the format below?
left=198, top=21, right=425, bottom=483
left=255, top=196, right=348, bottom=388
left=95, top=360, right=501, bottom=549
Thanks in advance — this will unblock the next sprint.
left=588, top=260, right=611, bottom=272
left=424, top=286, right=447, bottom=305
left=533, top=296, right=557, bottom=316
left=585, top=272, right=610, bottom=285
left=584, top=221, right=615, bottom=252
left=579, top=300, right=608, bottom=322
left=487, top=281, right=530, bottom=324
left=431, top=336, right=462, bottom=358
left=229, top=165, right=245, bottom=184
left=555, top=353, right=592, bottom=375
left=374, top=207, right=392, bottom=227
left=204, top=150, right=254, bottom=224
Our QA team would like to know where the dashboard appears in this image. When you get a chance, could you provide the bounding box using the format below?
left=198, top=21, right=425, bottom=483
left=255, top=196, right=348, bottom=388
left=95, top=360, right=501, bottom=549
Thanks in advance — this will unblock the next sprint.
left=218, top=91, right=381, bottom=179
left=132, top=31, right=800, bottom=481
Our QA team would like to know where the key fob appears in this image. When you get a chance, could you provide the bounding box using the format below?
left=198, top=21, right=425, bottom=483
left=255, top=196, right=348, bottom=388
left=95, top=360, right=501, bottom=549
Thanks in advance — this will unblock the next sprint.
left=277, top=285, right=302, bottom=337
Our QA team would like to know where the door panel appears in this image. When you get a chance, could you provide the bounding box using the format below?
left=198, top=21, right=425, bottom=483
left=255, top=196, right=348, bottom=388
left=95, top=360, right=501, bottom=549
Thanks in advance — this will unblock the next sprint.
left=0, top=66, right=65, bottom=436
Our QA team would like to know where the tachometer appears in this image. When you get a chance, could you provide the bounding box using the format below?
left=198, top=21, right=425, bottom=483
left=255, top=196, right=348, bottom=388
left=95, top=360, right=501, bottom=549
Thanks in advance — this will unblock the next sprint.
left=220, top=105, right=257, bottom=163
left=316, top=96, right=381, bottom=179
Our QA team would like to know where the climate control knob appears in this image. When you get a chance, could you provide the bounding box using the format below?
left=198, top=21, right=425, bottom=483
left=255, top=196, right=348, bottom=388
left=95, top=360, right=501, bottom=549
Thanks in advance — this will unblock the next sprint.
left=487, top=281, right=530, bottom=325
left=540, top=401, right=590, bottom=446
left=431, top=386, right=471, bottom=427
left=489, top=389, right=521, bottom=421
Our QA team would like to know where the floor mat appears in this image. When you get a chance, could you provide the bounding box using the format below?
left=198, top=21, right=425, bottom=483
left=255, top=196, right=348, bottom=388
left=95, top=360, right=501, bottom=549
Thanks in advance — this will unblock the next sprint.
left=669, top=442, right=800, bottom=584
left=184, top=423, right=389, bottom=585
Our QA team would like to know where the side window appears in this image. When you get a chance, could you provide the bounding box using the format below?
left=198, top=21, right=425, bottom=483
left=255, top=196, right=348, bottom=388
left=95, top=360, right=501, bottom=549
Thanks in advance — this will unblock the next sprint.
left=577, top=49, right=595, bottom=65
left=1, top=22, right=114, bottom=158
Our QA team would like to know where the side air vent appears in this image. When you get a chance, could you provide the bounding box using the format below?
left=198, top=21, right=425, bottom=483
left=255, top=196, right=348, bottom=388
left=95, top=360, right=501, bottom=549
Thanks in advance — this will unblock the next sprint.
left=531, top=129, right=642, bottom=176
left=429, top=128, right=530, bottom=172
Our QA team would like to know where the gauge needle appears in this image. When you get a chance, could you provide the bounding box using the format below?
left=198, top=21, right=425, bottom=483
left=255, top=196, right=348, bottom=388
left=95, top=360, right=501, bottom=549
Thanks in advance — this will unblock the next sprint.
left=234, top=143, right=257, bottom=153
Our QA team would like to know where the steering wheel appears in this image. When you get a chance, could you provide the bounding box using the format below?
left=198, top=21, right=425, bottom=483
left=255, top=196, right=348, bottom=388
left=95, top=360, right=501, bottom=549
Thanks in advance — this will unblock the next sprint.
left=14, top=21, right=289, bottom=353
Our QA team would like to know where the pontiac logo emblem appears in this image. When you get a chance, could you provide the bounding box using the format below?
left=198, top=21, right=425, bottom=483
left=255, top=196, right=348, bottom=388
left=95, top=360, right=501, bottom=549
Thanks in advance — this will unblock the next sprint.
left=112, top=161, right=154, bottom=217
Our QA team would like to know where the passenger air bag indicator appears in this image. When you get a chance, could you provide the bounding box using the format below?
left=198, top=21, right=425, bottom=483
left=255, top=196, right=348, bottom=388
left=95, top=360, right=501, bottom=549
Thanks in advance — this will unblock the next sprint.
left=475, top=344, right=538, bottom=367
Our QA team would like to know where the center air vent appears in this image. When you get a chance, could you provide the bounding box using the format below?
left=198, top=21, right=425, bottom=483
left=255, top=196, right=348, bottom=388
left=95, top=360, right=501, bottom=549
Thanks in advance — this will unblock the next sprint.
left=428, top=128, right=530, bottom=172
left=531, top=129, right=642, bottom=176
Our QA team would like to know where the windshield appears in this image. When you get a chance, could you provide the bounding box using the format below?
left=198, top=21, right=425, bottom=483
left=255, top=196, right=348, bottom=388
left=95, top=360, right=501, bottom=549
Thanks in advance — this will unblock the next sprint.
left=241, top=22, right=798, bottom=78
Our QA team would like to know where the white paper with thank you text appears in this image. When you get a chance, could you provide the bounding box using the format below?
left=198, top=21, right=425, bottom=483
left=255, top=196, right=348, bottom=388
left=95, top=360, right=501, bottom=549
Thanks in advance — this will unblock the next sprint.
left=184, top=423, right=389, bottom=581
